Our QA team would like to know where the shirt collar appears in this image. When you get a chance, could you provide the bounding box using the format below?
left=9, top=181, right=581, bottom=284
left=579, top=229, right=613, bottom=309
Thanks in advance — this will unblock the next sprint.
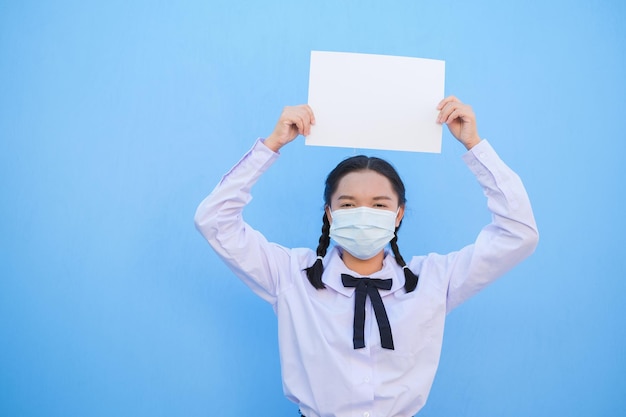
left=321, top=246, right=406, bottom=297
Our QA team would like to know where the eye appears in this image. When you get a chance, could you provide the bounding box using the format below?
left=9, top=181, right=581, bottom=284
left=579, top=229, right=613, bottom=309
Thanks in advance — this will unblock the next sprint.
left=373, top=203, right=388, bottom=208
left=340, top=203, right=355, bottom=208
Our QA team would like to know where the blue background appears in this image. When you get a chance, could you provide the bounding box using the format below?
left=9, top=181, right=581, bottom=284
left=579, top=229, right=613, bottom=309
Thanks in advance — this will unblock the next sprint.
left=1, top=1, right=625, bottom=416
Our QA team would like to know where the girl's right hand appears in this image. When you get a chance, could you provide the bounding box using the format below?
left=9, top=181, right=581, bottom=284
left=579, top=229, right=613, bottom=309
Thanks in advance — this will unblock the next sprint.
left=264, top=105, right=315, bottom=152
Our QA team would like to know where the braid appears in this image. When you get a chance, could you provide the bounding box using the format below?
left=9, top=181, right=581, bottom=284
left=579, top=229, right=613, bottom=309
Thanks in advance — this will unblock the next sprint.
left=304, top=212, right=331, bottom=289
left=390, top=230, right=419, bottom=293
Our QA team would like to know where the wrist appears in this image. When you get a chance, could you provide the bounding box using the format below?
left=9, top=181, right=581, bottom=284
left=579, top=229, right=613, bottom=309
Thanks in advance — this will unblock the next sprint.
left=464, top=135, right=481, bottom=150
left=263, top=135, right=282, bottom=153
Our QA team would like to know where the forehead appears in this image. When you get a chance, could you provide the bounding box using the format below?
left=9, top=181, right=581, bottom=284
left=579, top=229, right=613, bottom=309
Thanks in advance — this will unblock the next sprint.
left=332, top=170, right=397, bottom=199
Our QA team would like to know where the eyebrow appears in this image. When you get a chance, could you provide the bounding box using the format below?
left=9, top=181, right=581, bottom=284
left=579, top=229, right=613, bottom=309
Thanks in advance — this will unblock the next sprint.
left=336, top=195, right=394, bottom=201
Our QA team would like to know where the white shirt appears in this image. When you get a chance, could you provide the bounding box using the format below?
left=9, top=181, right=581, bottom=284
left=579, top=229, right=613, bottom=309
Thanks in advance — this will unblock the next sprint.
left=194, top=139, right=538, bottom=417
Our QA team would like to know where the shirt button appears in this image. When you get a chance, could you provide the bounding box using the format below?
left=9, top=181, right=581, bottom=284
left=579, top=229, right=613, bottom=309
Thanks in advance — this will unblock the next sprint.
left=364, top=377, right=370, bottom=383
left=364, top=413, right=370, bottom=417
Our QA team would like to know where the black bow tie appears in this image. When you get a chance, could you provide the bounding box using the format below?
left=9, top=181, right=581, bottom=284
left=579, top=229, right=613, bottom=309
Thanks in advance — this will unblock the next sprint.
left=341, top=274, right=394, bottom=350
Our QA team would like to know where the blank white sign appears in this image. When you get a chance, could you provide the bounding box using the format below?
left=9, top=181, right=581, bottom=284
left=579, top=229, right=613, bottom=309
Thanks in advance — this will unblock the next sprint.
left=306, top=51, right=445, bottom=153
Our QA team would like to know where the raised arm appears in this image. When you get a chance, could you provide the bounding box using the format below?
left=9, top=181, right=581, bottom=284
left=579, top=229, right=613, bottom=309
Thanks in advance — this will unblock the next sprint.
left=194, top=105, right=315, bottom=303
left=430, top=96, right=539, bottom=311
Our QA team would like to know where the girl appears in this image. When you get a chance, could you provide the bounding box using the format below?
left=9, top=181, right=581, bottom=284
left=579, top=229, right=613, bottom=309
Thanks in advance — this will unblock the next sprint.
left=194, top=96, right=538, bottom=417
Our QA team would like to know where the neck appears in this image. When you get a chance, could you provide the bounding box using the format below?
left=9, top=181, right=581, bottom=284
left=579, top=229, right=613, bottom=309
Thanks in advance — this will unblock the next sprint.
left=342, top=250, right=385, bottom=276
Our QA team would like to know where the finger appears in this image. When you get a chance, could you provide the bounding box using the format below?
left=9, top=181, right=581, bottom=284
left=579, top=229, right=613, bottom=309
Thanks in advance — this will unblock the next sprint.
left=437, top=101, right=459, bottom=123
left=297, top=106, right=314, bottom=135
left=304, top=104, right=316, bottom=125
left=293, top=117, right=305, bottom=136
left=441, top=101, right=473, bottom=124
left=300, top=110, right=311, bottom=135
left=299, top=116, right=311, bottom=136
left=437, top=95, right=460, bottom=110
left=443, top=108, right=462, bottom=125
left=445, top=106, right=474, bottom=125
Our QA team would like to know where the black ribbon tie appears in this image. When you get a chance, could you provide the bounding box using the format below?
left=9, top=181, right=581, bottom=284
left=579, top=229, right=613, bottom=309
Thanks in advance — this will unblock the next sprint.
left=341, top=274, right=394, bottom=350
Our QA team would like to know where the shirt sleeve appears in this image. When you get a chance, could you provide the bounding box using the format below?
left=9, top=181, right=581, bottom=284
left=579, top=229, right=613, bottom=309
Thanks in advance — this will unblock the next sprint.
left=193, top=139, right=292, bottom=304
left=442, top=139, right=539, bottom=312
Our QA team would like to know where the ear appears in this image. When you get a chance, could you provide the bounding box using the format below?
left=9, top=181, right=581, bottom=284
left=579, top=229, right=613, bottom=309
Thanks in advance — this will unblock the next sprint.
left=395, top=205, right=405, bottom=228
left=325, top=205, right=332, bottom=223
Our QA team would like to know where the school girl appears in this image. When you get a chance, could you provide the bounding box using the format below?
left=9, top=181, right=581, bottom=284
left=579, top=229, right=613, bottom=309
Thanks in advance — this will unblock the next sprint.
left=194, top=96, right=539, bottom=417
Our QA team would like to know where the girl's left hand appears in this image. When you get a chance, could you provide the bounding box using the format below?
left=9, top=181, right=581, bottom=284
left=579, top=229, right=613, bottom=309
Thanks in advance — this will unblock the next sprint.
left=436, top=96, right=481, bottom=150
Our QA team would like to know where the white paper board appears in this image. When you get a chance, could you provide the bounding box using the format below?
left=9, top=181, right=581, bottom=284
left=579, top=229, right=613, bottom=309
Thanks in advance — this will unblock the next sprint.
left=306, top=51, right=445, bottom=153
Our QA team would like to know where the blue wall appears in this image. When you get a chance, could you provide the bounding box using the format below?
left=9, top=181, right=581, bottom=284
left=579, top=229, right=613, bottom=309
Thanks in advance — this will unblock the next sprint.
left=1, top=1, right=624, bottom=416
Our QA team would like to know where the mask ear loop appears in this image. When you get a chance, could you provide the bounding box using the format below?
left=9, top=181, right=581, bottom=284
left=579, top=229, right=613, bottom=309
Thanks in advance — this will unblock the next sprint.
left=392, top=207, right=401, bottom=227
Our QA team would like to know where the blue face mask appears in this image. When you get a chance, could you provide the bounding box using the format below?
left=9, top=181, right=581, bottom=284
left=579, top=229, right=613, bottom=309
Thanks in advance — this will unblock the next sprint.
left=329, top=207, right=398, bottom=260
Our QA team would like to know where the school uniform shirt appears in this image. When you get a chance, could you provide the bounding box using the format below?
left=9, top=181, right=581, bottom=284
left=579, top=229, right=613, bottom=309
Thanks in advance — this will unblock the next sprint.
left=194, top=138, right=538, bottom=417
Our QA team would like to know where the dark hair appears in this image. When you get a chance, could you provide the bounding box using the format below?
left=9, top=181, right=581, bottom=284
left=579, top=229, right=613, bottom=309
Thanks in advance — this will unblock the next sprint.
left=304, top=155, right=419, bottom=292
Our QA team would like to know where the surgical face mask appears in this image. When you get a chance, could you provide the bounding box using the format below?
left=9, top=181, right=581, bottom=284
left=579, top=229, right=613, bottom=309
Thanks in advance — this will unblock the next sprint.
left=329, top=207, right=398, bottom=260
